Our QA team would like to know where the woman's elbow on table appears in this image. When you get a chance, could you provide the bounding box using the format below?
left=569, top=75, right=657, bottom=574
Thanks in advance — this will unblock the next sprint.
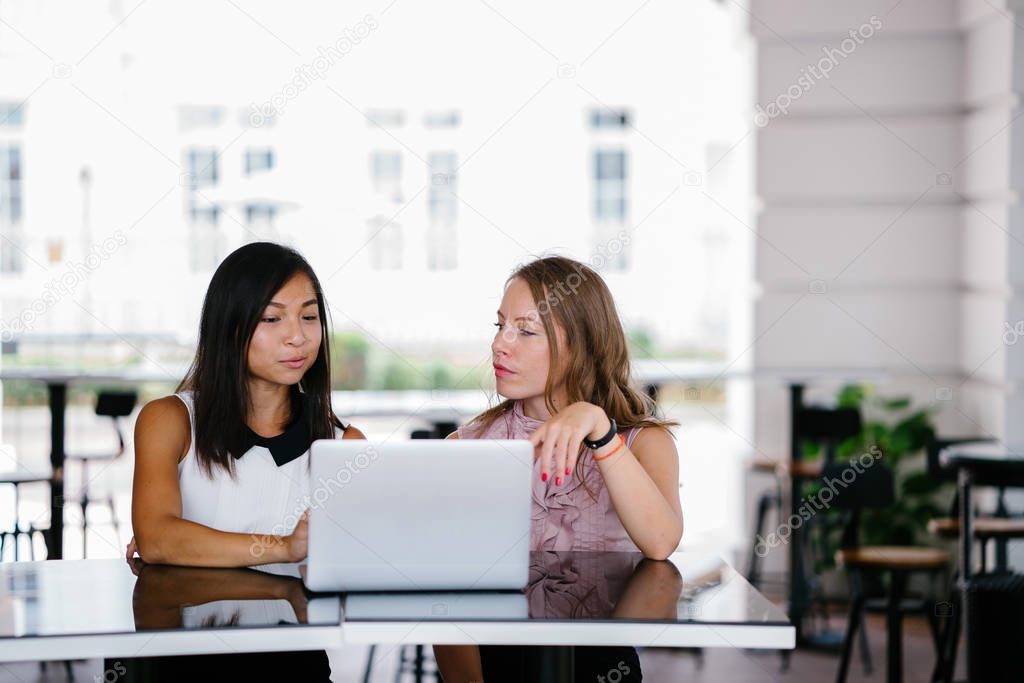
left=643, top=521, right=683, bottom=561
left=644, top=543, right=676, bottom=562
left=134, top=535, right=165, bottom=565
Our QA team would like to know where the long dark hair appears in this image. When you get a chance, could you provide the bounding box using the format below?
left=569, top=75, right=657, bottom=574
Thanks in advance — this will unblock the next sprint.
left=177, top=242, right=343, bottom=477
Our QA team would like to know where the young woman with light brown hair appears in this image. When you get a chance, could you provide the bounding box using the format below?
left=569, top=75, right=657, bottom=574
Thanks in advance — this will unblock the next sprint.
left=435, top=255, right=683, bottom=683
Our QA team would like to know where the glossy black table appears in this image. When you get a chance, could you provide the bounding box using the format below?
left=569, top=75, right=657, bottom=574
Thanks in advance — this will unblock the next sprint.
left=0, top=552, right=793, bottom=682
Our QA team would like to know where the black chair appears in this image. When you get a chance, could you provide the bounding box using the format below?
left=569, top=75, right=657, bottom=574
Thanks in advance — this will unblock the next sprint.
left=936, top=450, right=1024, bottom=683
left=920, top=436, right=1024, bottom=681
left=742, top=399, right=866, bottom=676
left=0, top=450, right=70, bottom=679
left=65, top=390, right=137, bottom=558
left=924, top=437, right=1024, bottom=573
left=748, top=405, right=862, bottom=588
left=411, top=421, right=457, bottom=440
left=749, top=398, right=863, bottom=671
left=0, top=462, right=51, bottom=561
left=830, top=459, right=949, bottom=683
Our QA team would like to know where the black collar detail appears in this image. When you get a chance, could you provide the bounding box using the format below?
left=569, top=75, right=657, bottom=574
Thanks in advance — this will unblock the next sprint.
left=237, top=395, right=311, bottom=467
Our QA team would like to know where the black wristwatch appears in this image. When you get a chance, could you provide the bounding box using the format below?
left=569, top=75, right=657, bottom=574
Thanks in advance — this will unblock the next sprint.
left=584, top=415, right=618, bottom=450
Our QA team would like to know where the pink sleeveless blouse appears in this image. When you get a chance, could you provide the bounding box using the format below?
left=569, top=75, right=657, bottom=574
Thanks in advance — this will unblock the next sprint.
left=457, top=400, right=643, bottom=552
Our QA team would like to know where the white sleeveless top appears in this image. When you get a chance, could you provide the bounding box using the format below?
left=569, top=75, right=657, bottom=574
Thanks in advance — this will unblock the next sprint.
left=173, top=391, right=347, bottom=539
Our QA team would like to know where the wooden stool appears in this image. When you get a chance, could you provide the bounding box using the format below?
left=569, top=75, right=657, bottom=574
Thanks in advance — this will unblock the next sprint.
left=825, top=457, right=950, bottom=683
left=788, top=459, right=823, bottom=480
left=835, top=548, right=949, bottom=683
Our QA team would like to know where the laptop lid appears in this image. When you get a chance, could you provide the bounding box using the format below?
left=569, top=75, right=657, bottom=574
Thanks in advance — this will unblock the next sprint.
left=305, top=439, right=533, bottom=592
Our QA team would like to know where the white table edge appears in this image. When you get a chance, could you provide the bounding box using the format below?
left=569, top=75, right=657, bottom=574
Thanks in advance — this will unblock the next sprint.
left=0, top=625, right=344, bottom=662
left=342, top=621, right=796, bottom=650
left=0, top=620, right=795, bottom=661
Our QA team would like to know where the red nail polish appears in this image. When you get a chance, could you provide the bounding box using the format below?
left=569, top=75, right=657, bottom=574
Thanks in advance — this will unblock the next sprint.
left=541, top=472, right=548, bottom=482
left=565, top=467, right=570, bottom=475
left=555, top=476, right=562, bottom=486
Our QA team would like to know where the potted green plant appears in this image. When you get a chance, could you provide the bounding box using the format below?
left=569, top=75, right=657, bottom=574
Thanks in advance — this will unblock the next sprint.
left=832, top=384, right=944, bottom=547
left=800, top=384, right=945, bottom=592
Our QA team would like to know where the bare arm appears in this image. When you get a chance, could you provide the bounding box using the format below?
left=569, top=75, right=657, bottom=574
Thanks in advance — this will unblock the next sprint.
left=595, top=426, right=683, bottom=560
left=530, top=403, right=683, bottom=560
left=130, top=396, right=306, bottom=567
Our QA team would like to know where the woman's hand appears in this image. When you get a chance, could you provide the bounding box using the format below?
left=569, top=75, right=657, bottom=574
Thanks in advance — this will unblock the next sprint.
left=282, top=510, right=309, bottom=563
left=126, top=536, right=138, bottom=561
left=284, top=580, right=310, bottom=623
left=528, top=401, right=612, bottom=486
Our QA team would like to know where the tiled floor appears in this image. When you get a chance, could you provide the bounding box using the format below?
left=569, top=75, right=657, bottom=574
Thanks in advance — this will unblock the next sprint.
left=641, top=611, right=963, bottom=683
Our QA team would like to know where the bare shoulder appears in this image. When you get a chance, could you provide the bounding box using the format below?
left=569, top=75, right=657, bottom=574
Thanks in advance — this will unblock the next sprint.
left=445, top=430, right=459, bottom=440
left=630, top=425, right=678, bottom=461
left=135, top=396, right=191, bottom=462
left=137, top=395, right=189, bottom=433
left=342, top=424, right=367, bottom=440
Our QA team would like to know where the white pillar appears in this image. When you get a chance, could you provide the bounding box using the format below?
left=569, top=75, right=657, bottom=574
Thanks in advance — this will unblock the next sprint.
left=746, top=0, right=1024, bottom=570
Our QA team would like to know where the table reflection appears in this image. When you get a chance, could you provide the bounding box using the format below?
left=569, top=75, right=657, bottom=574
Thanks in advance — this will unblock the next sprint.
left=126, top=560, right=333, bottom=682
left=130, top=560, right=314, bottom=630
left=526, top=551, right=683, bottom=620
left=343, top=551, right=689, bottom=624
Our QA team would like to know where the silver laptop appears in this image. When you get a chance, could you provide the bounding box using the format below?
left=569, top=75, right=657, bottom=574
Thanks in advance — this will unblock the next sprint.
left=305, top=439, right=533, bottom=592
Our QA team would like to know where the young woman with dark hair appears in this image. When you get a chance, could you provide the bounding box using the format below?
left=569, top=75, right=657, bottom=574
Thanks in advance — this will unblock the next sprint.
left=128, top=241, right=364, bottom=568
left=126, top=242, right=365, bottom=680
left=434, top=255, right=683, bottom=683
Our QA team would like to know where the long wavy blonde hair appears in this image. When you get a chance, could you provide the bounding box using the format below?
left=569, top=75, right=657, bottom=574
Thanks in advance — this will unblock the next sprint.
left=468, top=255, right=677, bottom=445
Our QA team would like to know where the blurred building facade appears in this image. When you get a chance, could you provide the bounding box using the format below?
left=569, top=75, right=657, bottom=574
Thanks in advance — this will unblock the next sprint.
left=0, top=0, right=753, bottom=365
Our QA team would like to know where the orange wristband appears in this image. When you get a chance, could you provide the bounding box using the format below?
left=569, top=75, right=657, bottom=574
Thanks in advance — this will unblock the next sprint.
left=592, top=433, right=625, bottom=461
